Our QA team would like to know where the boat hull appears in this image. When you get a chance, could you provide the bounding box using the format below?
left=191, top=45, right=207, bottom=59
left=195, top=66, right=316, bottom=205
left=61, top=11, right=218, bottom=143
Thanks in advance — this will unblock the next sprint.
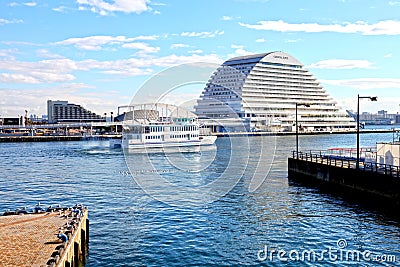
left=122, top=136, right=217, bottom=149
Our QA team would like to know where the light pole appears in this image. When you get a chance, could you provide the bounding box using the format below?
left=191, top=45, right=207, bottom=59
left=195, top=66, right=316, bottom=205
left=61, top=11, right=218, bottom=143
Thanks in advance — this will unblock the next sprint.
left=356, top=95, right=377, bottom=170
left=296, top=103, right=310, bottom=157
left=110, top=111, right=114, bottom=132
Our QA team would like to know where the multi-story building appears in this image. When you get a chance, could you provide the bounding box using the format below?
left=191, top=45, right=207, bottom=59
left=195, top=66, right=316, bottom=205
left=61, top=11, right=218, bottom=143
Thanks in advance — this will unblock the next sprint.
left=47, top=100, right=104, bottom=124
left=195, top=51, right=356, bottom=132
left=347, top=110, right=399, bottom=125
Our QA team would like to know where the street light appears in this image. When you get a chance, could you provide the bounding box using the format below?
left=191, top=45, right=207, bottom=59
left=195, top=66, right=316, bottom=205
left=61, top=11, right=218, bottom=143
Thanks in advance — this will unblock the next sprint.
left=356, top=95, right=377, bottom=170
left=296, top=103, right=310, bottom=157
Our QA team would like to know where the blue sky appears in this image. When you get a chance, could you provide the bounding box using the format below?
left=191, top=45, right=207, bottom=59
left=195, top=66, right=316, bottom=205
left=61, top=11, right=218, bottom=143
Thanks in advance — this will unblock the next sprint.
left=1, top=0, right=400, bottom=117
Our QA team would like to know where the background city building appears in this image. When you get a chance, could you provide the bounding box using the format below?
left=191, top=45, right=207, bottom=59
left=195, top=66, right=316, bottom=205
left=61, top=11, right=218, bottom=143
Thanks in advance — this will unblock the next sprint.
left=347, top=109, right=400, bottom=125
left=47, top=100, right=104, bottom=124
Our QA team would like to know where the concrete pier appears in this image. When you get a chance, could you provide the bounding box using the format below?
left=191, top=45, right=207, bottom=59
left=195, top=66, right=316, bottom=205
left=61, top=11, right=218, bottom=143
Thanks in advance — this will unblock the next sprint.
left=288, top=151, right=400, bottom=208
left=0, top=205, right=89, bottom=267
left=0, top=135, right=121, bottom=142
left=0, top=136, right=83, bottom=142
left=212, top=128, right=398, bottom=137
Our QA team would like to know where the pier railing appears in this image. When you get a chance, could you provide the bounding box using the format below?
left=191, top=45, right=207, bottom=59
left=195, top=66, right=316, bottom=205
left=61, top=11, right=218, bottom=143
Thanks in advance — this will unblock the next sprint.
left=292, top=151, right=400, bottom=178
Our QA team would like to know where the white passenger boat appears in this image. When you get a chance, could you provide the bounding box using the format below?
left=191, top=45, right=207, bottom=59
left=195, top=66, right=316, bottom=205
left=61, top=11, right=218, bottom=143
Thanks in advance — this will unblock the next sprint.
left=118, top=104, right=217, bottom=149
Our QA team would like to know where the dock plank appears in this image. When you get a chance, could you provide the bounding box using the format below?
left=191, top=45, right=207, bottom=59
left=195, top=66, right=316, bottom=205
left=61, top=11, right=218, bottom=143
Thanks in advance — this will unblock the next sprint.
left=0, top=213, right=68, bottom=267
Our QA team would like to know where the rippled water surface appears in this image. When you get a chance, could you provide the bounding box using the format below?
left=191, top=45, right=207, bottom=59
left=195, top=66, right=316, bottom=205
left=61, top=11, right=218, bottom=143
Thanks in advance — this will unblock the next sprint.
left=1, top=129, right=399, bottom=266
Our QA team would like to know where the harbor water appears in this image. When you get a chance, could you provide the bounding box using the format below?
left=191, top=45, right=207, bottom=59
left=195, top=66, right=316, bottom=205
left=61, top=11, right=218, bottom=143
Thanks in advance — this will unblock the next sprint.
left=0, top=128, right=399, bottom=266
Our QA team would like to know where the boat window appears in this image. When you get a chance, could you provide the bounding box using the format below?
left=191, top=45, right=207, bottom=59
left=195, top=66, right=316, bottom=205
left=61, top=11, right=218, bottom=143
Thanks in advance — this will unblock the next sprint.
left=145, top=126, right=150, bottom=133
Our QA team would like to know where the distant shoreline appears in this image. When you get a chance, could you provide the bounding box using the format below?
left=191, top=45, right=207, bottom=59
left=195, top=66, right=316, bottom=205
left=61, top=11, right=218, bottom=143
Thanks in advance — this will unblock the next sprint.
left=0, top=135, right=121, bottom=143
left=0, top=129, right=398, bottom=143
left=212, top=128, right=399, bottom=137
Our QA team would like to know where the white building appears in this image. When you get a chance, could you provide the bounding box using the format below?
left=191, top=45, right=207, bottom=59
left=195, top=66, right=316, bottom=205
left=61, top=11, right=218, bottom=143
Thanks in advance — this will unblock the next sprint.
left=47, top=100, right=104, bottom=124
left=195, top=51, right=356, bottom=132
left=377, top=142, right=400, bottom=166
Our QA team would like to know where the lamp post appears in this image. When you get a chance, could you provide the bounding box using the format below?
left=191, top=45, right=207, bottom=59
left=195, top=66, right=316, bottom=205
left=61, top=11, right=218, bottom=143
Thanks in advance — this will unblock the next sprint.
left=296, top=103, right=310, bottom=157
left=110, top=111, right=114, bottom=132
left=356, top=95, right=377, bottom=170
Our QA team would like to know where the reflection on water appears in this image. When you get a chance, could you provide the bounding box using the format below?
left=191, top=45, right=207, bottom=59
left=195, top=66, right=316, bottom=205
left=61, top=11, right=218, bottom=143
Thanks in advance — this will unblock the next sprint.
left=0, top=130, right=399, bottom=266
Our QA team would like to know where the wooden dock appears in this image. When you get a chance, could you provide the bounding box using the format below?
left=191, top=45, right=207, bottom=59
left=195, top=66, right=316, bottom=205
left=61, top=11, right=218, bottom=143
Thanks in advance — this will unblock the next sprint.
left=0, top=205, right=89, bottom=267
left=213, top=128, right=399, bottom=137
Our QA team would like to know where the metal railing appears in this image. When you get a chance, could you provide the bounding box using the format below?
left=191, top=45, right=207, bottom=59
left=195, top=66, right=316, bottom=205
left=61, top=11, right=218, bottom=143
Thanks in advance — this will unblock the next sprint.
left=292, top=151, right=400, bottom=178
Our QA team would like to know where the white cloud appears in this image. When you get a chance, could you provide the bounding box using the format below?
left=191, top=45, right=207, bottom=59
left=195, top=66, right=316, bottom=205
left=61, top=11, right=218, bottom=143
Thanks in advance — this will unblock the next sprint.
left=229, top=45, right=254, bottom=58
left=188, top=49, right=203, bottom=54
left=146, top=54, right=222, bottom=67
left=384, top=53, right=393, bottom=58
left=133, top=35, right=159, bottom=41
left=24, top=2, right=37, bottom=7
left=121, top=42, right=160, bottom=54
left=231, top=44, right=244, bottom=49
left=308, top=59, right=375, bottom=69
left=0, top=85, right=127, bottom=117
left=53, top=6, right=68, bottom=13
left=181, top=30, right=224, bottom=38
left=255, top=38, right=265, bottom=43
left=0, top=73, right=75, bottom=84
left=0, top=49, right=19, bottom=60
left=36, top=49, right=64, bottom=59
left=76, top=0, right=150, bottom=15
left=151, top=2, right=166, bottom=6
left=0, top=18, right=23, bottom=26
left=99, top=67, right=153, bottom=76
left=389, top=1, right=400, bottom=6
left=221, top=16, right=233, bottom=21
left=7, top=2, right=37, bottom=7
left=0, top=53, right=223, bottom=116
left=1, top=40, right=38, bottom=46
left=0, top=54, right=223, bottom=83
left=239, top=20, right=400, bottom=35
left=54, top=36, right=126, bottom=50
left=170, top=43, right=189, bottom=49
left=320, top=78, right=400, bottom=89
left=0, top=59, right=80, bottom=84
left=53, top=35, right=159, bottom=51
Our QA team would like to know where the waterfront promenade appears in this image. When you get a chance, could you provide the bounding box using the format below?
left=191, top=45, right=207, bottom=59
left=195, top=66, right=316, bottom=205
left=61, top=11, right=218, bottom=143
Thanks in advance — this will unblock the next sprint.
left=0, top=134, right=121, bottom=142
left=0, top=127, right=398, bottom=142
left=212, top=128, right=398, bottom=137
left=0, top=205, right=88, bottom=267
left=288, top=151, right=400, bottom=209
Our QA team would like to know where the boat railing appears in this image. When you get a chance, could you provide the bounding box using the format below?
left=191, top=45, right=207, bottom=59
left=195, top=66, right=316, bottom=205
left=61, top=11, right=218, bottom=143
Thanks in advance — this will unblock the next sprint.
left=291, top=150, right=400, bottom=178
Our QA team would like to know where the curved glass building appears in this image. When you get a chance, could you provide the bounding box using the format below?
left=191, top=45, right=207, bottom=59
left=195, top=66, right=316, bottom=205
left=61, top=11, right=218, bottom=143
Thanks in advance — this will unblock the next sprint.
left=195, top=51, right=356, bottom=132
